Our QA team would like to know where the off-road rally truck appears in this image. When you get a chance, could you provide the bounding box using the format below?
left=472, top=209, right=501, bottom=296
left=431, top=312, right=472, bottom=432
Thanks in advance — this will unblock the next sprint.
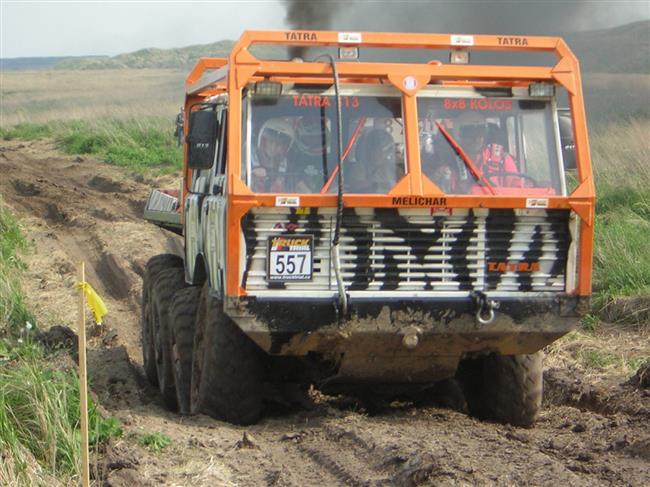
left=142, top=30, right=594, bottom=426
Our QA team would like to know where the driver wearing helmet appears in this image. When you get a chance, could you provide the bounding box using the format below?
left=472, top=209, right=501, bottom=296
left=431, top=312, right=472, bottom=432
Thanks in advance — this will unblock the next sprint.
left=457, top=110, right=519, bottom=186
left=350, top=128, right=403, bottom=193
left=251, top=118, right=296, bottom=193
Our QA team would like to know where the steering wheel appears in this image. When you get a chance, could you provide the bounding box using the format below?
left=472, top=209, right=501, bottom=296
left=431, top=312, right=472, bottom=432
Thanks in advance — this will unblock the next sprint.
left=484, top=171, right=539, bottom=188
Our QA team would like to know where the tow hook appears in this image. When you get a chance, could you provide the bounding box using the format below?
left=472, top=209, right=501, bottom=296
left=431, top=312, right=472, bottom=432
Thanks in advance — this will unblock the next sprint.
left=401, top=325, right=422, bottom=349
left=472, top=291, right=500, bottom=325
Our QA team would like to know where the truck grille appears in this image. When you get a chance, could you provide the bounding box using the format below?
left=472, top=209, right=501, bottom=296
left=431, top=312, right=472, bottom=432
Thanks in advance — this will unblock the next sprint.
left=242, top=208, right=571, bottom=294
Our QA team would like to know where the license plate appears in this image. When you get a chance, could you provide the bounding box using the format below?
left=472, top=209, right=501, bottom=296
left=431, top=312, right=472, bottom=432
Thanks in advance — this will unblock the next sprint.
left=267, top=234, right=313, bottom=281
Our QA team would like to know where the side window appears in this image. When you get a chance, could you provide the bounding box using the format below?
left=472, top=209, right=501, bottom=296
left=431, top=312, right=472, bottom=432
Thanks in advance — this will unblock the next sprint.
left=190, top=106, right=221, bottom=193
left=215, top=108, right=227, bottom=176
left=211, top=107, right=228, bottom=195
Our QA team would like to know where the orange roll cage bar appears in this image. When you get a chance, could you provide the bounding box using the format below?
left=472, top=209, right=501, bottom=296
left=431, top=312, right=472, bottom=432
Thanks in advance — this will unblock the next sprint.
left=181, top=30, right=594, bottom=299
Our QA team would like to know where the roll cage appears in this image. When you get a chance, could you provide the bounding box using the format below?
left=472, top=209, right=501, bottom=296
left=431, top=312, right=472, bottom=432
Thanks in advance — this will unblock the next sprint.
left=180, top=30, right=594, bottom=298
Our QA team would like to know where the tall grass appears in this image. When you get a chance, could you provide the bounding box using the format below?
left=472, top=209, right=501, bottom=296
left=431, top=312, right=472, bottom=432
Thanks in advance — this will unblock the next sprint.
left=590, top=119, right=650, bottom=312
left=0, top=344, right=122, bottom=486
left=0, top=203, right=33, bottom=334
left=0, top=205, right=121, bottom=485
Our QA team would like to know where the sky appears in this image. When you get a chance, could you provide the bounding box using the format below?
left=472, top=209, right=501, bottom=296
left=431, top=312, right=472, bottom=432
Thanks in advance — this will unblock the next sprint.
left=2, top=0, right=649, bottom=59
left=1, top=1, right=288, bottom=58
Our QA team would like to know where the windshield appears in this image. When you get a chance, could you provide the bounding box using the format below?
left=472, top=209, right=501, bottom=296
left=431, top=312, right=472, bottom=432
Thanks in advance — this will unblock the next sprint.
left=417, top=96, right=565, bottom=195
left=242, top=89, right=405, bottom=194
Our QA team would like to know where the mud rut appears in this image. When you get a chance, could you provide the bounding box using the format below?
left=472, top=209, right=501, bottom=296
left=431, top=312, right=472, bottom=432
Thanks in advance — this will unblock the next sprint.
left=1, top=140, right=648, bottom=486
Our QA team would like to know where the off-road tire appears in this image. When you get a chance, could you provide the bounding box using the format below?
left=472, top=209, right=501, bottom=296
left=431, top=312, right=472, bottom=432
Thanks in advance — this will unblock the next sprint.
left=169, top=286, right=201, bottom=415
left=141, top=254, right=183, bottom=386
left=151, top=267, right=187, bottom=411
left=191, top=284, right=264, bottom=425
left=458, top=352, right=543, bottom=427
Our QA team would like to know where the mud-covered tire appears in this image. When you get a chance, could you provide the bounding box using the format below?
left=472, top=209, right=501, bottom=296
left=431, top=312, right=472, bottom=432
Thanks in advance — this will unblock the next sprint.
left=191, top=284, right=264, bottom=425
left=141, top=254, right=183, bottom=386
left=458, top=352, right=543, bottom=427
left=169, top=286, right=200, bottom=415
left=151, top=267, right=187, bottom=411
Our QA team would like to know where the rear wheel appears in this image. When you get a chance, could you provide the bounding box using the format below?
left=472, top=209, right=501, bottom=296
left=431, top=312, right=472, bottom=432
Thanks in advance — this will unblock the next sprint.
left=151, top=267, right=187, bottom=411
left=191, top=284, right=264, bottom=425
left=141, top=254, right=183, bottom=386
left=169, top=286, right=201, bottom=415
left=458, top=352, right=543, bottom=427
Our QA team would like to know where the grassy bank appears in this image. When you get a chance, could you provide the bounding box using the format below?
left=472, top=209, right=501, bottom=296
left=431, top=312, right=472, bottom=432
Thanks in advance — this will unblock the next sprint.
left=590, top=119, right=650, bottom=322
left=0, top=203, right=121, bottom=486
left=0, top=118, right=182, bottom=172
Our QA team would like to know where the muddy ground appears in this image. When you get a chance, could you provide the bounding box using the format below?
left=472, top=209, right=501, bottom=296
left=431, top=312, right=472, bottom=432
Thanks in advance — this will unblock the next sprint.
left=1, top=139, right=649, bottom=486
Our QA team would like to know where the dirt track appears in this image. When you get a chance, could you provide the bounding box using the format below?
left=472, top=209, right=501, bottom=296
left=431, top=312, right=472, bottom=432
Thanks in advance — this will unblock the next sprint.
left=1, top=139, right=649, bottom=486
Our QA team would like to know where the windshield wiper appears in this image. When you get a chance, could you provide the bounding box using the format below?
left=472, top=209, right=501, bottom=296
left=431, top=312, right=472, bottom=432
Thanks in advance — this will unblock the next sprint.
left=321, top=116, right=367, bottom=194
left=435, top=121, right=496, bottom=195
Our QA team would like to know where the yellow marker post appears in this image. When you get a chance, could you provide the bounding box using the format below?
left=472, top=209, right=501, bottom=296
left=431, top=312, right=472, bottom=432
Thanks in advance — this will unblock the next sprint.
left=76, top=262, right=90, bottom=487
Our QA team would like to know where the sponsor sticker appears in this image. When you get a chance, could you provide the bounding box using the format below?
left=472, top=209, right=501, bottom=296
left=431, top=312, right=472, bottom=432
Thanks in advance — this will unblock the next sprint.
left=526, top=198, right=549, bottom=209
left=451, top=35, right=474, bottom=46
left=403, top=76, right=418, bottom=90
left=276, top=196, right=300, bottom=207
left=267, top=235, right=313, bottom=281
left=338, top=32, right=362, bottom=43
left=431, top=207, right=453, bottom=216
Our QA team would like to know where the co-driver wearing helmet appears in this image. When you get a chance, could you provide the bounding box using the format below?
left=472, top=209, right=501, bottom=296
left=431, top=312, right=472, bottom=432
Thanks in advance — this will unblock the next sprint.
left=457, top=111, right=519, bottom=186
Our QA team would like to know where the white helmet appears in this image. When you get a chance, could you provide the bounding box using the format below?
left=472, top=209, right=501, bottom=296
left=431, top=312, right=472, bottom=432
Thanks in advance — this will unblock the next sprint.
left=257, top=118, right=295, bottom=151
left=294, top=115, right=331, bottom=156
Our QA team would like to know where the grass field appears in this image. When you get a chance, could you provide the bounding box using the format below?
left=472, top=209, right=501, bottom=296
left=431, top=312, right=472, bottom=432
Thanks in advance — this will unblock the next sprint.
left=1, top=68, right=185, bottom=126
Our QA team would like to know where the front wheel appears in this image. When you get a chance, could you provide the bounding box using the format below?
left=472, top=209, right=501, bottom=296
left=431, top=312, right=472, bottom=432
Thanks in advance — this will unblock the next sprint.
left=141, top=254, right=183, bottom=386
left=457, top=352, right=543, bottom=427
left=190, top=284, right=264, bottom=425
left=169, top=286, right=201, bottom=415
left=151, top=267, right=187, bottom=411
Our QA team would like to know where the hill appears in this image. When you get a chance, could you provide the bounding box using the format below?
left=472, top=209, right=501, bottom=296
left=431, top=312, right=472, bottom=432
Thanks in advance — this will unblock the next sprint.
left=53, top=41, right=236, bottom=70
left=0, top=56, right=104, bottom=71
left=566, top=20, right=650, bottom=74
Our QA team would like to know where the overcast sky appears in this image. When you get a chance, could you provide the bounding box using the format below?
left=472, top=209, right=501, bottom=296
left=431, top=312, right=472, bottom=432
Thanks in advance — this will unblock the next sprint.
left=1, top=1, right=288, bottom=58
left=2, top=0, right=649, bottom=59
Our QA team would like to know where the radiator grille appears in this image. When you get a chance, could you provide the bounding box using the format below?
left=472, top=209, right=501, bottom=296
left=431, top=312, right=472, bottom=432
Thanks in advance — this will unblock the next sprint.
left=242, top=208, right=570, bottom=294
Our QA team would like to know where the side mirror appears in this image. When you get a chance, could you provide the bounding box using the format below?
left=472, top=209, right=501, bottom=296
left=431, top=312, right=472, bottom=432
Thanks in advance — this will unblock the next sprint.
left=188, top=110, right=219, bottom=170
left=558, top=113, right=576, bottom=170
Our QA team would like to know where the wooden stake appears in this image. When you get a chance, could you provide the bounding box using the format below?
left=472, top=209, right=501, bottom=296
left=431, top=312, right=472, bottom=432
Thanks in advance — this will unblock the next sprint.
left=77, top=262, right=90, bottom=487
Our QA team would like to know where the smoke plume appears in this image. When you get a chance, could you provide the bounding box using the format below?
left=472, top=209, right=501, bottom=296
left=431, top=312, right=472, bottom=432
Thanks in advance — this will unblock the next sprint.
left=283, top=0, right=649, bottom=36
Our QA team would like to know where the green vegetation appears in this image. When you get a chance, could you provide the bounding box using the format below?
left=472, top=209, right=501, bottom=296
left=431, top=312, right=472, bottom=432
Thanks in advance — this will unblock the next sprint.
left=0, top=345, right=123, bottom=485
left=0, top=204, right=122, bottom=485
left=1, top=118, right=182, bottom=172
left=0, top=204, right=33, bottom=335
left=579, top=348, right=647, bottom=373
left=590, top=119, right=650, bottom=320
left=138, top=431, right=171, bottom=452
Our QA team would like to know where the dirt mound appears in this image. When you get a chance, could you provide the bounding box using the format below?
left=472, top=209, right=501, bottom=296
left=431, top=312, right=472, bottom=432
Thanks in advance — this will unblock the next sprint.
left=88, top=175, right=129, bottom=193
left=11, top=179, right=41, bottom=196
left=629, top=361, right=650, bottom=389
left=35, top=325, right=78, bottom=358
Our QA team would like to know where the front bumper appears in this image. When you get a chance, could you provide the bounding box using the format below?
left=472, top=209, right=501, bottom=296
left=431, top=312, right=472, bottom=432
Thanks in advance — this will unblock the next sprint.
left=224, top=294, right=588, bottom=383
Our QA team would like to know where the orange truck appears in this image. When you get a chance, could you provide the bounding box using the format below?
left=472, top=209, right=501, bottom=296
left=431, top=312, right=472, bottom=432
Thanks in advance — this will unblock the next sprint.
left=142, top=30, right=594, bottom=426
